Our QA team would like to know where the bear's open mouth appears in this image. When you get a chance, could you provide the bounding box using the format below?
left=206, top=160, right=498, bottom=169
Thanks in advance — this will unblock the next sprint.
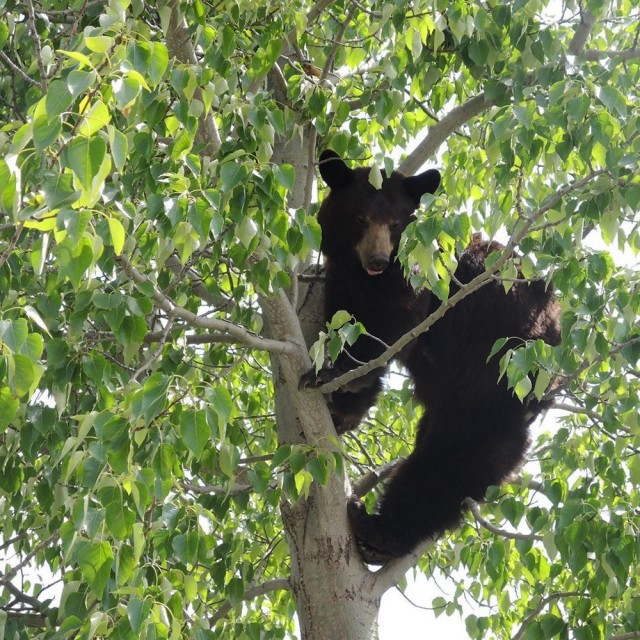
left=366, top=268, right=384, bottom=276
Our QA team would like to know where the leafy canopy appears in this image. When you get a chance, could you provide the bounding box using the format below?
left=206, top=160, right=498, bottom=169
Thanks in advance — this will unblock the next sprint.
left=0, top=0, right=638, bottom=639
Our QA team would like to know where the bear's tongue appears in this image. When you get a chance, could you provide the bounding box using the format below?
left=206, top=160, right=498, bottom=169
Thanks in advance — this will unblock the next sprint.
left=366, top=269, right=384, bottom=276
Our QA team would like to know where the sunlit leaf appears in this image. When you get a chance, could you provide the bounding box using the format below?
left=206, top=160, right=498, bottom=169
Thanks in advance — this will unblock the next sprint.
left=66, top=136, right=107, bottom=190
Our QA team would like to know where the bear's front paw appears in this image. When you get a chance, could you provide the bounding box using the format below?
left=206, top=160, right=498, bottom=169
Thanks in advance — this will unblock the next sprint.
left=347, top=495, right=397, bottom=565
left=299, top=366, right=337, bottom=390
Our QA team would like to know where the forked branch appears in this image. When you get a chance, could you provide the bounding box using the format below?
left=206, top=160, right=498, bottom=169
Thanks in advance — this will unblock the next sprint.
left=117, top=255, right=297, bottom=356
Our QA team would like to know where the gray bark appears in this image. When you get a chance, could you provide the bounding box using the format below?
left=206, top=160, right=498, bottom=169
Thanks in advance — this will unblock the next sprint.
left=162, top=0, right=222, bottom=157
left=265, top=112, right=384, bottom=640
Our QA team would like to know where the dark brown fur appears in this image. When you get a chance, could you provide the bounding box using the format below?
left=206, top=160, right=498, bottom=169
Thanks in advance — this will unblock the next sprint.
left=303, top=151, right=560, bottom=563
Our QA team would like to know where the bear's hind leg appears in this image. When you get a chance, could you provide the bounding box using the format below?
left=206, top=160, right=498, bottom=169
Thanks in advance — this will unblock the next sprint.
left=349, top=412, right=531, bottom=562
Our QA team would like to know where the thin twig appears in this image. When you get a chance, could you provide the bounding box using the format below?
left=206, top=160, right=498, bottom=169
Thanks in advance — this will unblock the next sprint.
left=0, top=51, right=41, bottom=88
left=464, top=498, right=543, bottom=542
left=0, top=222, right=25, bottom=269
left=3, top=580, right=52, bottom=614
left=0, top=533, right=28, bottom=552
left=512, top=592, right=583, bottom=640
left=544, top=335, right=640, bottom=401
left=26, top=0, right=48, bottom=91
left=182, top=480, right=260, bottom=495
left=208, top=578, right=291, bottom=625
left=319, top=2, right=358, bottom=83
left=0, top=532, right=59, bottom=587
left=132, top=316, right=175, bottom=381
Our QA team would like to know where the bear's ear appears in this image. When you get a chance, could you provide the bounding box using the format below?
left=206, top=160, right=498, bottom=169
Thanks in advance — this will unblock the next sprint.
left=403, top=169, right=441, bottom=204
left=319, top=150, right=354, bottom=189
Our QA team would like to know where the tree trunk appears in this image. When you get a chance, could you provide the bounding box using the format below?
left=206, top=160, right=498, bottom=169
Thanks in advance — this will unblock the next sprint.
left=261, top=127, right=383, bottom=640
left=283, top=483, right=381, bottom=640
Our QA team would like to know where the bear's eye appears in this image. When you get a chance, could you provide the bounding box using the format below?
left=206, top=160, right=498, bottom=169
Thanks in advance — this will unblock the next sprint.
left=356, top=215, right=368, bottom=226
left=390, top=220, right=401, bottom=229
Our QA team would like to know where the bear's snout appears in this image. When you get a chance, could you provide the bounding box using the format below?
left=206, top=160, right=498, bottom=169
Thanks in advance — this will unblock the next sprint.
left=355, top=223, right=394, bottom=276
left=364, top=254, right=390, bottom=275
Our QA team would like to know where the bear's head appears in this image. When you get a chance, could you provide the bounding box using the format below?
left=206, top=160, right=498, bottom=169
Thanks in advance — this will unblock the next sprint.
left=317, top=150, right=440, bottom=276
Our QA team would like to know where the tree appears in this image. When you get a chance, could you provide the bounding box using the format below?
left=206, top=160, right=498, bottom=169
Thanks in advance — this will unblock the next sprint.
left=0, top=0, right=638, bottom=638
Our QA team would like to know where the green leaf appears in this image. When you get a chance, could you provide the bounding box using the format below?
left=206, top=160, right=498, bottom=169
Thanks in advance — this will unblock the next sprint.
left=43, top=172, right=80, bottom=210
left=127, top=597, right=152, bottom=633
left=109, top=127, right=128, bottom=172
left=59, top=49, right=94, bottom=68
left=533, top=369, right=552, bottom=400
left=108, top=218, right=126, bottom=255
left=0, top=318, right=28, bottom=353
left=58, top=238, right=94, bottom=289
left=116, top=543, right=136, bottom=586
left=85, top=35, right=112, bottom=53
left=0, top=21, right=8, bottom=49
left=67, top=69, right=97, bottom=98
left=273, top=164, right=295, bottom=191
left=57, top=209, right=92, bottom=246
left=66, top=136, right=107, bottom=191
left=468, top=39, right=489, bottom=66
left=22, top=333, right=44, bottom=361
left=219, top=443, right=238, bottom=478
left=307, top=455, right=330, bottom=485
left=180, top=410, right=210, bottom=458
left=220, top=161, right=250, bottom=192
left=0, top=159, right=17, bottom=216
left=11, top=354, right=36, bottom=398
left=77, top=541, right=114, bottom=598
left=329, top=310, right=352, bottom=330
left=113, top=76, right=141, bottom=111
left=250, top=39, right=282, bottom=79
left=33, top=114, right=61, bottom=153
left=227, top=577, right=245, bottom=606
left=172, top=531, right=199, bottom=564
left=540, top=613, right=566, bottom=636
left=9, top=122, right=32, bottom=155
left=514, top=375, right=533, bottom=401
left=368, top=164, right=383, bottom=189
left=127, top=42, right=151, bottom=75
left=183, top=574, right=198, bottom=602
left=131, top=373, right=169, bottom=425
left=78, top=100, right=110, bottom=136
left=567, top=95, right=589, bottom=123
left=0, top=387, right=19, bottom=433
left=598, top=86, right=627, bottom=118
left=210, top=385, right=233, bottom=431
left=272, top=445, right=291, bottom=469
left=149, top=43, right=169, bottom=85
left=45, top=80, right=73, bottom=118
left=105, top=500, right=135, bottom=540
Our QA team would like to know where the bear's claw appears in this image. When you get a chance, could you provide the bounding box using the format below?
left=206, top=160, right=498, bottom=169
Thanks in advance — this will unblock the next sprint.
left=347, top=495, right=397, bottom=565
left=299, top=366, right=337, bottom=390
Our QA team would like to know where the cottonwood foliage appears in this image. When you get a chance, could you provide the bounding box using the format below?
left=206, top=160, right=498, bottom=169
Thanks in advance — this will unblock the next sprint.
left=0, top=0, right=638, bottom=639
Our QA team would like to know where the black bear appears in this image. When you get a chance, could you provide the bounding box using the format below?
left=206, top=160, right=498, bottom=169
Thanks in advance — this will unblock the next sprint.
left=303, top=150, right=561, bottom=564
left=300, top=149, right=441, bottom=432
